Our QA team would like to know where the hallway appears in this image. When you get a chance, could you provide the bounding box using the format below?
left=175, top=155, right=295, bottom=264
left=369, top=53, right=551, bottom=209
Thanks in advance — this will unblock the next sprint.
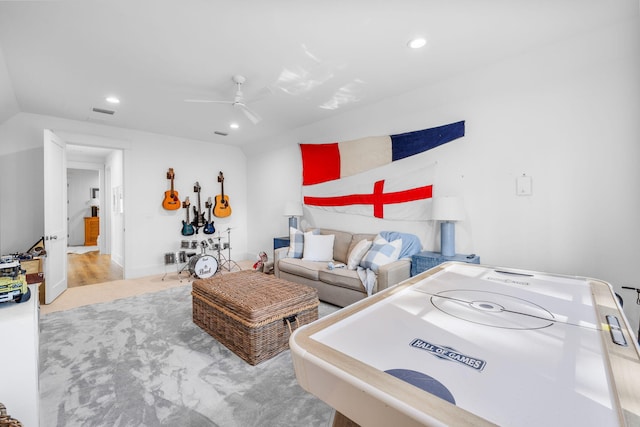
left=67, top=250, right=123, bottom=287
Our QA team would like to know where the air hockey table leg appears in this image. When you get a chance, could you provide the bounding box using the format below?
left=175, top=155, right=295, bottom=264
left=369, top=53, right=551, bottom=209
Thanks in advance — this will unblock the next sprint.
left=333, top=411, right=360, bottom=427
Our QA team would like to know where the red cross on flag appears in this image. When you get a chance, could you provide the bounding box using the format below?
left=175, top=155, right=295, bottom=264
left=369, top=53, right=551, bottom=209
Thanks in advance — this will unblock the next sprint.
left=302, top=162, right=436, bottom=220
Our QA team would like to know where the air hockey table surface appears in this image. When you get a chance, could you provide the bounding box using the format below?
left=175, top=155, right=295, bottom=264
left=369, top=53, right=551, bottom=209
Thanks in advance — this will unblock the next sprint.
left=290, top=262, right=640, bottom=427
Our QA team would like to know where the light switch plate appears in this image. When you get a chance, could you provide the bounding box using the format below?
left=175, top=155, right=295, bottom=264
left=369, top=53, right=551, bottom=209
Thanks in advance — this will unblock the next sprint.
left=517, top=175, right=532, bottom=196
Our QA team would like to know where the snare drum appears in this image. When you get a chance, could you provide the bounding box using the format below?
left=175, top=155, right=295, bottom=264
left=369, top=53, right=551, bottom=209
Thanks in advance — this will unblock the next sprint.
left=188, top=254, right=218, bottom=279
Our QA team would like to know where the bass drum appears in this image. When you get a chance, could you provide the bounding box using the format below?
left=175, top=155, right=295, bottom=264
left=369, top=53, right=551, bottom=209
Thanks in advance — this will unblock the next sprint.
left=188, top=254, right=218, bottom=279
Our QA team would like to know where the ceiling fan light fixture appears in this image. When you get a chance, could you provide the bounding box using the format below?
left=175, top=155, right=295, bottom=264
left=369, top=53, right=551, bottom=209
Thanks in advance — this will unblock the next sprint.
left=105, top=96, right=120, bottom=104
left=407, top=37, right=427, bottom=49
left=230, top=122, right=239, bottom=129
left=185, top=74, right=262, bottom=125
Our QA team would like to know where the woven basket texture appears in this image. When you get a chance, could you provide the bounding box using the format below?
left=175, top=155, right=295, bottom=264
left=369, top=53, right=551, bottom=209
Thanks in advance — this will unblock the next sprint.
left=0, top=403, right=23, bottom=427
left=192, top=270, right=319, bottom=365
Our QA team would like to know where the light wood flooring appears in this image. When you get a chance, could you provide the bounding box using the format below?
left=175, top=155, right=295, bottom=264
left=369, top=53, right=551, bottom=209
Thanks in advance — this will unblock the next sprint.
left=67, top=250, right=123, bottom=287
left=43, top=257, right=254, bottom=314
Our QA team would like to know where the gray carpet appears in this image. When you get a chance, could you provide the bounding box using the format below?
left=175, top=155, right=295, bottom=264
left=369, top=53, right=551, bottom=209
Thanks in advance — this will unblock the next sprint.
left=39, top=285, right=339, bottom=427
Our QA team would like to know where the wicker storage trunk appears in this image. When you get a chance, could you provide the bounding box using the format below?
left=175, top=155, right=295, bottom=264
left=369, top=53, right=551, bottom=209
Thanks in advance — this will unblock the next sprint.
left=192, top=270, right=319, bottom=365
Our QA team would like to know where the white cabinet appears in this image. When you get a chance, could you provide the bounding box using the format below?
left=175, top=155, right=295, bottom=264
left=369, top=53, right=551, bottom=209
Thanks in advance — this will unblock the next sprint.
left=0, top=285, right=39, bottom=426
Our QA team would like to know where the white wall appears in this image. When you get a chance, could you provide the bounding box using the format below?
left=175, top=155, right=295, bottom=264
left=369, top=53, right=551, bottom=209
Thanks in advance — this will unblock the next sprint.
left=0, top=112, right=248, bottom=279
left=67, top=168, right=99, bottom=246
left=0, top=42, right=19, bottom=124
left=0, top=146, right=43, bottom=253
left=247, top=18, right=640, bottom=326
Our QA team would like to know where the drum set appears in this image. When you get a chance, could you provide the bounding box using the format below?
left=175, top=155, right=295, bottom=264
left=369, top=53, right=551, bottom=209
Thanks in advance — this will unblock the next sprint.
left=162, top=227, right=241, bottom=280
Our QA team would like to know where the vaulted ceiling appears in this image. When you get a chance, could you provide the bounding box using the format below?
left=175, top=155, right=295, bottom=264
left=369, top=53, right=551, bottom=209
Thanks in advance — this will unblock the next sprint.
left=0, top=1, right=636, bottom=152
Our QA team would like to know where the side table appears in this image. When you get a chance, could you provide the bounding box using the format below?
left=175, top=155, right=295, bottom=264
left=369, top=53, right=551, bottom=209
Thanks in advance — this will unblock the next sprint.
left=411, top=251, right=480, bottom=276
left=274, top=236, right=290, bottom=250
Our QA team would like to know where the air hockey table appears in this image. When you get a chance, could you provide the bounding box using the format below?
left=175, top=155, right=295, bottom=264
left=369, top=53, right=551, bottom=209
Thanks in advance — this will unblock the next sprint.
left=290, top=262, right=640, bottom=427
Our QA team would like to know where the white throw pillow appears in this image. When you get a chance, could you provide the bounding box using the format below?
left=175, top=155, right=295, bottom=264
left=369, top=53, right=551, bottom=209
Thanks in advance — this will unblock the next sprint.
left=359, top=238, right=402, bottom=273
left=287, top=227, right=319, bottom=258
left=302, top=233, right=335, bottom=262
left=347, top=239, right=372, bottom=270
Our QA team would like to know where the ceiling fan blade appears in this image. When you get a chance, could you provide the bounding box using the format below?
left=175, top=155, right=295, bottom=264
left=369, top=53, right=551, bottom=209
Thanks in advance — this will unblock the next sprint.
left=184, top=99, right=232, bottom=104
left=238, top=104, right=262, bottom=124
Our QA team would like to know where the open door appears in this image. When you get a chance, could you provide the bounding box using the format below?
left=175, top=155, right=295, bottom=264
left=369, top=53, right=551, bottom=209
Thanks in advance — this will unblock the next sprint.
left=43, top=129, right=68, bottom=303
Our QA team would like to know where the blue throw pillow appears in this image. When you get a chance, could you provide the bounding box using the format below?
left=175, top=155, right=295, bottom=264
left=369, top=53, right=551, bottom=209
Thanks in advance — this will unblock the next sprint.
left=360, top=238, right=402, bottom=273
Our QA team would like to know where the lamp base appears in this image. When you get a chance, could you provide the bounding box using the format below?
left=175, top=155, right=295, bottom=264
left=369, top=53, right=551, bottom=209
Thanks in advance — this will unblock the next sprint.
left=288, top=217, right=298, bottom=230
left=440, top=222, right=455, bottom=257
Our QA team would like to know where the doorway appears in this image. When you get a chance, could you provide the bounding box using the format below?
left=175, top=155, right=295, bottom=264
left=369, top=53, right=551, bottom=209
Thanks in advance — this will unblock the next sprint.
left=66, top=145, right=124, bottom=286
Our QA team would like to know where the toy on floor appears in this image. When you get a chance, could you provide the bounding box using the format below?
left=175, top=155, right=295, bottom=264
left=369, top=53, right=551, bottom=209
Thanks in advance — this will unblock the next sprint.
left=253, top=251, right=269, bottom=271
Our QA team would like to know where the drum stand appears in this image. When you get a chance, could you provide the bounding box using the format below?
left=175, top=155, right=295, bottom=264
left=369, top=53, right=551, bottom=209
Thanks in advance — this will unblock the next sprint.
left=218, top=227, right=241, bottom=272
left=177, top=257, right=192, bottom=281
left=162, top=250, right=193, bottom=282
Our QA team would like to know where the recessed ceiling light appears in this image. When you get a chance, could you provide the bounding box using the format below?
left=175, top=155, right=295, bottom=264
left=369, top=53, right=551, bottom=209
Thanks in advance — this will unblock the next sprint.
left=230, top=122, right=239, bottom=129
left=407, top=37, right=427, bottom=49
left=105, top=96, right=120, bottom=104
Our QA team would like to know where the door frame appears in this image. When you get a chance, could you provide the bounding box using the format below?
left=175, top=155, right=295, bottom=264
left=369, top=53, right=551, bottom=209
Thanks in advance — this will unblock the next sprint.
left=57, top=131, right=129, bottom=277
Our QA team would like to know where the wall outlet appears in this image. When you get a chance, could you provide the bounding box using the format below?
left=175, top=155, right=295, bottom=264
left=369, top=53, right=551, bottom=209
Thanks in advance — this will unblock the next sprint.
left=517, top=175, right=532, bottom=196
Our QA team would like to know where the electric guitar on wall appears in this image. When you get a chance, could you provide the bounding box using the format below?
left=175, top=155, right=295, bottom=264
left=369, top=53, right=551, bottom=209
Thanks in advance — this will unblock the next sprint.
left=162, top=168, right=180, bottom=210
left=203, top=197, right=215, bottom=234
left=181, top=197, right=195, bottom=236
left=192, top=182, right=206, bottom=234
left=213, top=171, right=232, bottom=218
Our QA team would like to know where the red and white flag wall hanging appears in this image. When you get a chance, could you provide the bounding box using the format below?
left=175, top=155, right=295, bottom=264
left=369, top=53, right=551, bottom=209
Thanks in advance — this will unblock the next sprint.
left=300, top=121, right=465, bottom=220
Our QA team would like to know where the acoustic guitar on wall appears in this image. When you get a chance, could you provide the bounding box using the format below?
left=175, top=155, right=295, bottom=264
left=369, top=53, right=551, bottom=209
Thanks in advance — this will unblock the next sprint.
left=213, top=171, right=232, bottom=218
left=162, top=168, right=181, bottom=210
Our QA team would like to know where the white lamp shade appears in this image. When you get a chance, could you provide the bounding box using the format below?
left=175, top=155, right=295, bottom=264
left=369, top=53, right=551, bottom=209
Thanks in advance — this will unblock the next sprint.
left=283, top=201, right=303, bottom=217
left=89, top=198, right=100, bottom=207
left=431, top=196, right=465, bottom=221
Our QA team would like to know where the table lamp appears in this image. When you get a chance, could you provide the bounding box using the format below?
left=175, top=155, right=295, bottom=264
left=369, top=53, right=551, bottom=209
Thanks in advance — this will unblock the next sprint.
left=431, top=196, right=465, bottom=257
left=284, top=202, right=303, bottom=230
left=89, top=198, right=100, bottom=217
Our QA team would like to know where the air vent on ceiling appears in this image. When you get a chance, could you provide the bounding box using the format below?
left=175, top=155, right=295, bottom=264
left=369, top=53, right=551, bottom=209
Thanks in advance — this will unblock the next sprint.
left=92, top=107, right=115, bottom=115
left=214, top=131, right=228, bottom=136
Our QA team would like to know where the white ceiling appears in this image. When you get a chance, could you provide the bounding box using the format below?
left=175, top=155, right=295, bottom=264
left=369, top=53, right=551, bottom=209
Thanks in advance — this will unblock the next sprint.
left=0, top=1, right=636, bottom=152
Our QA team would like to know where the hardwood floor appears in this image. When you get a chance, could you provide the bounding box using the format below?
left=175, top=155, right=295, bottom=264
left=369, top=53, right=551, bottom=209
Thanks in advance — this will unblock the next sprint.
left=67, top=250, right=123, bottom=287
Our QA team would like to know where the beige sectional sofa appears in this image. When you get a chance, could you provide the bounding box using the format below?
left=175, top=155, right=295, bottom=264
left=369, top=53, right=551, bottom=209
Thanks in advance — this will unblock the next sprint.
left=274, top=228, right=412, bottom=307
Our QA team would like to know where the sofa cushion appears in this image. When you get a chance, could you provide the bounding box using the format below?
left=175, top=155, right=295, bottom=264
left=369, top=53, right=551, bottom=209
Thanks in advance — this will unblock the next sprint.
left=278, top=258, right=326, bottom=281
left=320, top=229, right=353, bottom=264
left=302, top=233, right=335, bottom=262
left=360, top=238, right=402, bottom=273
left=318, top=268, right=365, bottom=292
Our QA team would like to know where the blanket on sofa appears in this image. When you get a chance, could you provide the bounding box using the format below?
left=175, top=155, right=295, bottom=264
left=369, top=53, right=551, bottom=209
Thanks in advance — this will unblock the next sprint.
left=356, top=231, right=422, bottom=296
left=379, top=231, right=422, bottom=259
left=356, top=267, right=377, bottom=296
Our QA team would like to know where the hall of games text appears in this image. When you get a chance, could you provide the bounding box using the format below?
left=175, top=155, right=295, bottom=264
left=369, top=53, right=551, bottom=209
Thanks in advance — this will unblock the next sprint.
left=410, top=338, right=486, bottom=372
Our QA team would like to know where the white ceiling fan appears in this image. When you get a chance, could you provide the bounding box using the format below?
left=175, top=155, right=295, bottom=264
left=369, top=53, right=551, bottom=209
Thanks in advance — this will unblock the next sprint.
left=185, top=74, right=262, bottom=124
